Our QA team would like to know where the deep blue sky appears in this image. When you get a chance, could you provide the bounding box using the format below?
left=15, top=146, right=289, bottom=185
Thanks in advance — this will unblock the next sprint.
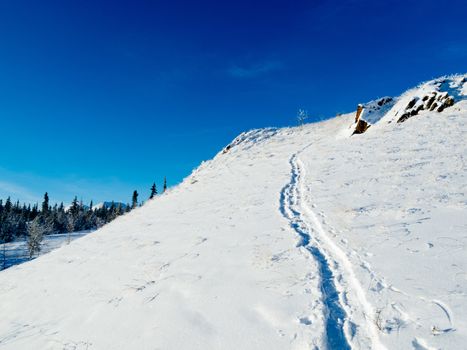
left=1, top=0, right=466, bottom=205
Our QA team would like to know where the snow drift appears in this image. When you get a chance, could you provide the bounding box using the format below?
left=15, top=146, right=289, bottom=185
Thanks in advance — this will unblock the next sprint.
left=0, top=75, right=466, bottom=350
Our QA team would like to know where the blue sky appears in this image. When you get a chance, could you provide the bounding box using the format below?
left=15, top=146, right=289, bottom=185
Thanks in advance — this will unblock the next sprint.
left=1, top=0, right=466, bottom=205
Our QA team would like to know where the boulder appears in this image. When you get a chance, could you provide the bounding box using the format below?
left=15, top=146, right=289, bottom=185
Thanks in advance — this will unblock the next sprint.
left=437, top=96, right=454, bottom=112
left=406, top=98, right=417, bottom=110
left=352, top=119, right=370, bottom=134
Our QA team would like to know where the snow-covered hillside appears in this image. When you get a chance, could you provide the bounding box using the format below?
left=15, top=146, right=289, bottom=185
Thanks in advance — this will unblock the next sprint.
left=0, top=75, right=466, bottom=350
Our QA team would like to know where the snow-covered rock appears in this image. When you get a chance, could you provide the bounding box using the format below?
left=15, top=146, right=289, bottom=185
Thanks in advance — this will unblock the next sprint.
left=348, top=74, right=467, bottom=135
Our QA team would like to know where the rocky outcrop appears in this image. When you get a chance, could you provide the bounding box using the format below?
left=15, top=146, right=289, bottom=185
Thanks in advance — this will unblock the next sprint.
left=397, top=91, right=455, bottom=123
left=352, top=119, right=370, bottom=135
left=347, top=75, right=465, bottom=135
left=352, top=97, right=394, bottom=135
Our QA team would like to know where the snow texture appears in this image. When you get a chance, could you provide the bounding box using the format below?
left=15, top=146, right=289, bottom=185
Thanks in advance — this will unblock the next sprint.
left=0, top=75, right=466, bottom=349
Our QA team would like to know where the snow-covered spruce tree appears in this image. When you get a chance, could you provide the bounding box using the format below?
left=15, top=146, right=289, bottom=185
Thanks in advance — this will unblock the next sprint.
left=84, top=202, right=97, bottom=230
left=115, top=203, right=123, bottom=217
left=0, top=216, right=14, bottom=243
left=0, top=197, right=14, bottom=243
left=65, top=213, right=75, bottom=234
left=54, top=203, right=67, bottom=233
left=163, top=177, right=167, bottom=193
left=108, top=201, right=117, bottom=220
left=65, top=197, right=79, bottom=233
left=4, top=197, right=12, bottom=215
left=65, top=196, right=88, bottom=232
left=41, top=192, right=49, bottom=215
left=30, top=203, right=38, bottom=220
left=15, top=212, right=27, bottom=237
left=150, top=183, right=157, bottom=199
left=132, top=190, right=139, bottom=208
left=27, top=215, right=51, bottom=258
left=0, top=197, right=36, bottom=243
left=68, top=197, right=79, bottom=219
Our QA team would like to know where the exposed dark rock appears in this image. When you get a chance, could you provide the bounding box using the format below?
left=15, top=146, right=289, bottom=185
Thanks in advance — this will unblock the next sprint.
left=352, top=119, right=370, bottom=134
left=398, top=90, right=455, bottom=123
left=437, top=96, right=455, bottom=112
left=406, top=98, right=417, bottom=110
left=355, top=104, right=364, bottom=123
left=426, top=95, right=436, bottom=110
left=446, top=96, right=454, bottom=106
left=377, top=97, right=393, bottom=106
left=397, top=112, right=411, bottom=123
left=360, top=85, right=457, bottom=126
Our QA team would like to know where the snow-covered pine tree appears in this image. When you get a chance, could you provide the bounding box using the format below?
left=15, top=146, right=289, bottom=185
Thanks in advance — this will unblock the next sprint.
left=41, top=192, right=49, bottom=215
left=0, top=198, right=14, bottom=243
left=27, top=215, right=51, bottom=258
left=54, top=203, right=67, bottom=233
left=116, top=203, right=122, bottom=216
left=4, top=197, right=11, bottom=213
left=69, top=196, right=79, bottom=218
left=30, top=204, right=38, bottom=220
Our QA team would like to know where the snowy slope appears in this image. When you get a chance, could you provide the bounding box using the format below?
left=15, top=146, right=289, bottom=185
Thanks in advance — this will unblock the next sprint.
left=0, top=75, right=466, bottom=350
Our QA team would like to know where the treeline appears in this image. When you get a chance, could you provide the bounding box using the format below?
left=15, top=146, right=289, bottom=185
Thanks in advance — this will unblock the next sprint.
left=0, top=178, right=167, bottom=245
left=0, top=195, right=128, bottom=244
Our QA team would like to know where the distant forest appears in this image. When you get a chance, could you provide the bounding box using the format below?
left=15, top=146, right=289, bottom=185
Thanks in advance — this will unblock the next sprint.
left=0, top=179, right=166, bottom=246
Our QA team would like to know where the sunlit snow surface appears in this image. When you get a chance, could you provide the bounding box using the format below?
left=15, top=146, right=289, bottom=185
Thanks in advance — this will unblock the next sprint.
left=0, top=76, right=466, bottom=349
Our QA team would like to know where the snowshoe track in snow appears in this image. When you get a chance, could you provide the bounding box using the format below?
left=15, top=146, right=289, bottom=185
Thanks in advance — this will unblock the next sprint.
left=280, top=153, right=386, bottom=349
left=280, top=154, right=350, bottom=349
